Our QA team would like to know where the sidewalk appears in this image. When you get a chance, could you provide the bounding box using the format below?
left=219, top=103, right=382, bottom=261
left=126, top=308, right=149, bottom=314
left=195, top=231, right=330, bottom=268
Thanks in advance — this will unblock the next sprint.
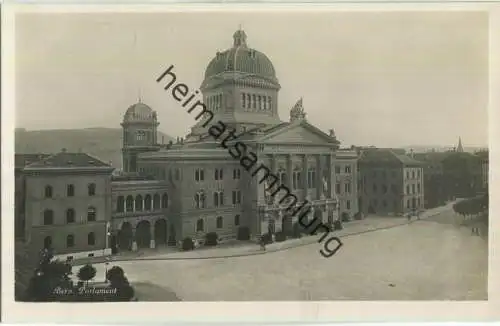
left=71, top=203, right=455, bottom=266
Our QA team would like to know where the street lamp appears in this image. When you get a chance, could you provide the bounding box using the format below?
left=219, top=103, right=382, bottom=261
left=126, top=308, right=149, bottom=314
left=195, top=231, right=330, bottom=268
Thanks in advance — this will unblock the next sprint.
left=104, top=259, right=110, bottom=283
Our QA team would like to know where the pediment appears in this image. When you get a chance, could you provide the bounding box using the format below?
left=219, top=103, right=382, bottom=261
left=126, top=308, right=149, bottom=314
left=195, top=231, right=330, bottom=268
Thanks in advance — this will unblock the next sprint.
left=257, top=120, right=337, bottom=146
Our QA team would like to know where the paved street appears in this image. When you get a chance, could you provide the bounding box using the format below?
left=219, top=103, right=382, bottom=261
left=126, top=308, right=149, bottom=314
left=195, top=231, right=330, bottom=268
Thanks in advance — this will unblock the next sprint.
left=80, top=205, right=487, bottom=301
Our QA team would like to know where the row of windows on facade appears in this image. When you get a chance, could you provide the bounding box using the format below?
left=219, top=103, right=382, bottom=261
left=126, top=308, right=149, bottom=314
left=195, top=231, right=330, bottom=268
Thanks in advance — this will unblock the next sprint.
left=44, top=183, right=96, bottom=198
left=194, top=168, right=241, bottom=182
left=194, top=190, right=242, bottom=209
left=368, top=170, right=421, bottom=179
left=335, top=182, right=353, bottom=194
left=43, top=207, right=97, bottom=225
left=116, top=193, right=169, bottom=213
left=334, top=165, right=353, bottom=174
left=195, top=214, right=240, bottom=232
left=43, top=232, right=96, bottom=249
left=241, top=93, right=272, bottom=111
left=370, top=198, right=421, bottom=209
left=364, top=183, right=421, bottom=195
left=207, top=94, right=224, bottom=111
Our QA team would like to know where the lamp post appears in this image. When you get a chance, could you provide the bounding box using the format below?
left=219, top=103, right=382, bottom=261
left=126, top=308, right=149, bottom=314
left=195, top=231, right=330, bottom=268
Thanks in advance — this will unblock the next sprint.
left=104, top=259, right=110, bottom=283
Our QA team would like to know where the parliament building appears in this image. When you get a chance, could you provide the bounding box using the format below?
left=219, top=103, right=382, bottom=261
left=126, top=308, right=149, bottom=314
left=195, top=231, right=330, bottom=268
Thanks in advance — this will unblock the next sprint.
left=16, top=29, right=360, bottom=259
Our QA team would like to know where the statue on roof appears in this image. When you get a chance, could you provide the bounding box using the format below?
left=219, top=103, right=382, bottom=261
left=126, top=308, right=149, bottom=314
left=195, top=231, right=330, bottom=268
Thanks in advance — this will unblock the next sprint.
left=329, top=128, right=336, bottom=138
left=290, top=98, right=306, bottom=122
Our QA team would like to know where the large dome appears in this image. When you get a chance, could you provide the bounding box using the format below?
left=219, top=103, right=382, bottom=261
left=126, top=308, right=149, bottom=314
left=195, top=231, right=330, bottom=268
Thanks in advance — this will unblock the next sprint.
left=204, top=30, right=277, bottom=80
left=123, top=102, right=156, bottom=123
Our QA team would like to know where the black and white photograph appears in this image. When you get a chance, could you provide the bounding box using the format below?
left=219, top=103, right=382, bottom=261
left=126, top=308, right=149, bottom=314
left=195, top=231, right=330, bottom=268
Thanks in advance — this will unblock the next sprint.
left=2, top=4, right=498, bottom=323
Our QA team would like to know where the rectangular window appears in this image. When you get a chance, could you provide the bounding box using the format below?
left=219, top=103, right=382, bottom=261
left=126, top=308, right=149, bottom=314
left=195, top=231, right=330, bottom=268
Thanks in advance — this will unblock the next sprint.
left=344, top=183, right=351, bottom=194
left=412, top=184, right=416, bottom=194
left=336, top=183, right=341, bottom=194
left=67, top=184, right=74, bottom=197
left=345, top=165, right=351, bottom=174
left=346, top=200, right=351, bottom=209
left=335, top=165, right=341, bottom=174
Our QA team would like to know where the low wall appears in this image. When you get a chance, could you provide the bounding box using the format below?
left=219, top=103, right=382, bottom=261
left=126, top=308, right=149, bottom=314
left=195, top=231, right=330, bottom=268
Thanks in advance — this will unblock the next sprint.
left=54, top=248, right=112, bottom=262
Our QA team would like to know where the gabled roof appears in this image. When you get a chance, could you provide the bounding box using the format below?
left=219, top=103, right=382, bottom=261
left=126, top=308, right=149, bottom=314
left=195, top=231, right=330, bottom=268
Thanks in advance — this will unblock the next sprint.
left=25, top=152, right=112, bottom=169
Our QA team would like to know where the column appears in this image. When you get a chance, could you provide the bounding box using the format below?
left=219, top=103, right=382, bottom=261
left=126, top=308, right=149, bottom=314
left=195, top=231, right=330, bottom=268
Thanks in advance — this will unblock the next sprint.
left=131, top=228, right=138, bottom=252
left=317, top=154, right=323, bottom=199
left=287, top=154, right=293, bottom=189
left=327, top=154, right=333, bottom=199
left=150, top=222, right=156, bottom=249
left=123, top=200, right=126, bottom=213
left=302, top=154, right=308, bottom=193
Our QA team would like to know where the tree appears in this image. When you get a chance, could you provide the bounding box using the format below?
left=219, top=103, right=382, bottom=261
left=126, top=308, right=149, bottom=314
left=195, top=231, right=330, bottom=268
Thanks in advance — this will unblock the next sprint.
left=106, top=266, right=135, bottom=301
left=77, top=264, right=96, bottom=286
left=25, top=257, right=73, bottom=302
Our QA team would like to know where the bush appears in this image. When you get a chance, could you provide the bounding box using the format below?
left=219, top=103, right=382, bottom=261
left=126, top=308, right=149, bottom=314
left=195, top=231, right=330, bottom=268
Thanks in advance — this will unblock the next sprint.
left=341, top=212, right=350, bottom=222
left=205, top=232, right=219, bottom=246
left=333, top=220, right=343, bottom=230
left=260, top=233, right=273, bottom=245
left=182, top=237, right=195, bottom=251
left=77, top=264, right=96, bottom=285
left=275, top=231, right=287, bottom=242
left=292, top=223, right=302, bottom=238
left=237, top=226, right=250, bottom=240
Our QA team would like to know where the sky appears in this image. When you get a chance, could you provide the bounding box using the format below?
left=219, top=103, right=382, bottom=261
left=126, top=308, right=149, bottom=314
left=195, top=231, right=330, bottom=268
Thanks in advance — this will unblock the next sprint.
left=15, top=11, right=489, bottom=148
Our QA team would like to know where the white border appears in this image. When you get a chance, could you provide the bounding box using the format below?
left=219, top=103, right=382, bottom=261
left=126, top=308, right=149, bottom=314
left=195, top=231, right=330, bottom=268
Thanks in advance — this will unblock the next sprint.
left=2, top=3, right=500, bottom=323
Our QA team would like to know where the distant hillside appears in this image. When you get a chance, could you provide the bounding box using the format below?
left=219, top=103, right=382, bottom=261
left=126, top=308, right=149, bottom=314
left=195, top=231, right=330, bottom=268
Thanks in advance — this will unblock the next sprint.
left=15, top=128, right=174, bottom=169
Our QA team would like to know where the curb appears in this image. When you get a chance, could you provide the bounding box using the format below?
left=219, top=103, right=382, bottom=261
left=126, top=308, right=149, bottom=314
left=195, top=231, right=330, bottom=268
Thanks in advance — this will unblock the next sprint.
left=73, top=212, right=446, bottom=266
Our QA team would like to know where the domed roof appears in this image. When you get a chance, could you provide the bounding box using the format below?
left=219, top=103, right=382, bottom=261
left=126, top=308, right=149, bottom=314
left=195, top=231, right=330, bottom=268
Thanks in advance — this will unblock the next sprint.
left=204, top=29, right=276, bottom=80
left=123, top=102, right=156, bottom=122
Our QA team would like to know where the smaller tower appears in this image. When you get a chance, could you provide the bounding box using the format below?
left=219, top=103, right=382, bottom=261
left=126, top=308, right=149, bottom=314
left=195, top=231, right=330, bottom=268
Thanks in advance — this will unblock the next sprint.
left=121, top=102, right=159, bottom=173
left=457, top=137, right=464, bottom=153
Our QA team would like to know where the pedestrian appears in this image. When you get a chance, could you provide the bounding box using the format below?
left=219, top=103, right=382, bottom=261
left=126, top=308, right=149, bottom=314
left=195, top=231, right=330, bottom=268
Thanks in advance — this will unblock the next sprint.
left=259, top=237, right=266, bottom=251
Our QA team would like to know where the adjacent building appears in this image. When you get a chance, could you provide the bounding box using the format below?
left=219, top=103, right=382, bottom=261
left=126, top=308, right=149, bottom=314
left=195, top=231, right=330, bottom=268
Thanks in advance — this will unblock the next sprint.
left=358, top=149, right=424, bottom=215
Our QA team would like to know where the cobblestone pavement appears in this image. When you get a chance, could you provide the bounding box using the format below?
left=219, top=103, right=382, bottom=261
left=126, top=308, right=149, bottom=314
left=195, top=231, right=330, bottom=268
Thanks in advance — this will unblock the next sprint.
left=80, top=202, right=487, bottom=301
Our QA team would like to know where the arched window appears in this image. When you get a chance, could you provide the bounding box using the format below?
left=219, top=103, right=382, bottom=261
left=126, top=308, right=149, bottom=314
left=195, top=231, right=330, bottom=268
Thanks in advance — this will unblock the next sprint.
left=88, top=183, right=96, bottom=196
left=44, top=185, right=53, bottom=198
left=216, top=216, right=223, bottom=229
left=43, top=236, right=52, bottom=249
left=126, top=195, right=134, bottom=212
left=67, top=184, right=75, bottom=197
left=117, top=196, right=124, bottom=213
left=195, top=169, right=199, bottom=181
left=194, top=191, right=206, bottom=209
left=153, top=194, right=161, bottom=210
left=43, top=209, right=54, bottom=225
left=234, top=214, right=240, bottom=226
left=161, top=193, right=168, bottom=208
left=87, top=206, right=96, bottom=222
left=144, top=194, right=152, bottom=211
left=135, top=195, right=143, bottom=211
left=196, top=218, right=204, bottom=232
left=88, top=232, right=95, bottom=246
left=66, top=234, right=74, bottom=248
left=66, top=208, right=75, bottom=223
